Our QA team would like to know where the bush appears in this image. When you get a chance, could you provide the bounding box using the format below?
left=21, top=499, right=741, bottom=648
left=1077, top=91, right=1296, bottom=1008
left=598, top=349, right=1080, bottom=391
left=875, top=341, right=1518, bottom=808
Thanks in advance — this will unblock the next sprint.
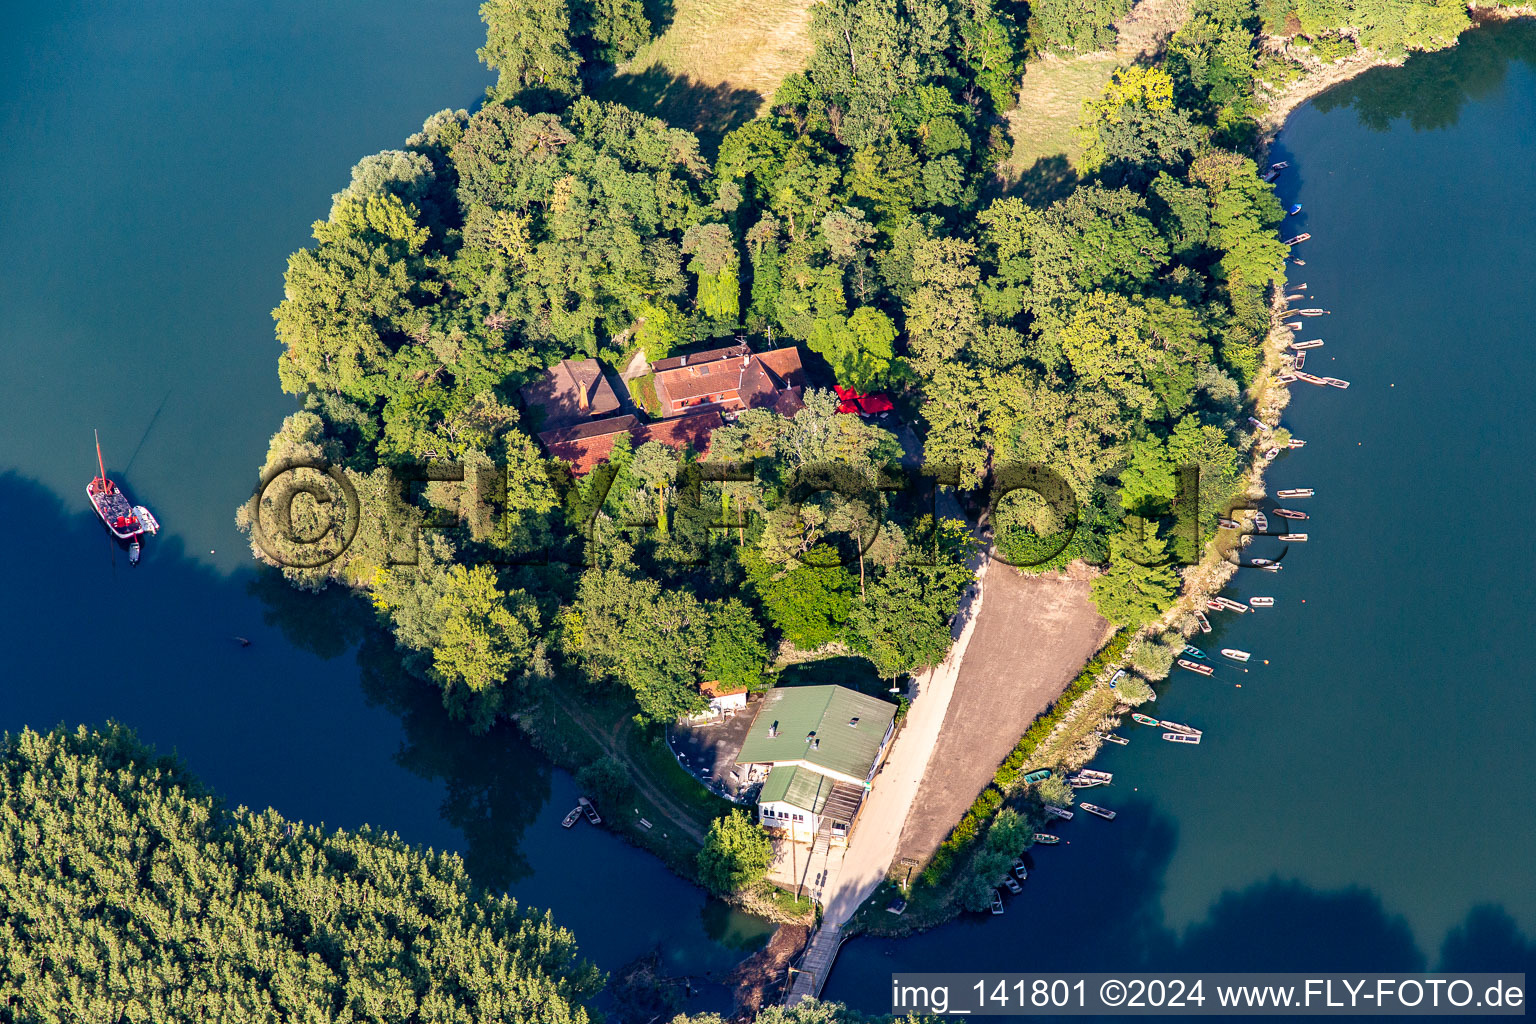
left=696, top=810, right=772, bottom=896
left=1116, top=675, right=1156, bottom=705
left=1036, top=775, right=1075, bottom=807
left=576, top=755, right=634, bottom=808
left=1130, top=634, right=1178, bottom=679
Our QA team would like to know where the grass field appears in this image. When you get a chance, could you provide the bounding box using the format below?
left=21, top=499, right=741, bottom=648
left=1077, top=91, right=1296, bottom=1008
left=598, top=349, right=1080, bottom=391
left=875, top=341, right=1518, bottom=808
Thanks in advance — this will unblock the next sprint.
left=1002, top=53, right=1120, bottom=199
left=594, top=0, right=816, bottom=151
left=1000, top=0, right=1189, bottom=202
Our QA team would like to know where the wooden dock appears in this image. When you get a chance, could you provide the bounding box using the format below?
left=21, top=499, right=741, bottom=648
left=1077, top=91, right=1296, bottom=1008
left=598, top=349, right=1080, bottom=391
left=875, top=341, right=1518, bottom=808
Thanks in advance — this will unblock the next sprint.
left=784, top=923, right=845, bottom=1005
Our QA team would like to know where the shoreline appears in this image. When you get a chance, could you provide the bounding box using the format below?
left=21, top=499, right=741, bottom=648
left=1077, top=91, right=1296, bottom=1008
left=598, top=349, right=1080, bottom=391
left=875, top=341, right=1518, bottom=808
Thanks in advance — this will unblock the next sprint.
left=838, top=5, right=1535, bottom=946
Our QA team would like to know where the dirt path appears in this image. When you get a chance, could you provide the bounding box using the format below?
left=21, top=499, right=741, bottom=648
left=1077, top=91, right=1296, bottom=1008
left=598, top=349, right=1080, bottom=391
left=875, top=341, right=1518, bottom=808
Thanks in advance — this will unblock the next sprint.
left=894, top=568, right=1110, bottom=866
left=562, top=702, right=709, bottom=844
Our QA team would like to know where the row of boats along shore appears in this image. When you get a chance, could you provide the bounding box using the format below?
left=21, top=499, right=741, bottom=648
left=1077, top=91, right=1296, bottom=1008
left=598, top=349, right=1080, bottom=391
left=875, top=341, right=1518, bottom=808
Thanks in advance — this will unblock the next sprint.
left=985, top=163, right=1335, bottom=917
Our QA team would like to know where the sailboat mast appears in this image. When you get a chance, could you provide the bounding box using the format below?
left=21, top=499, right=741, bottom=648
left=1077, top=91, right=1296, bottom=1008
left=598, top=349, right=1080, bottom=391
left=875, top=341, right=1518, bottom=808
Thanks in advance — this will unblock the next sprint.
left=94, top=429, right=107, bottom=486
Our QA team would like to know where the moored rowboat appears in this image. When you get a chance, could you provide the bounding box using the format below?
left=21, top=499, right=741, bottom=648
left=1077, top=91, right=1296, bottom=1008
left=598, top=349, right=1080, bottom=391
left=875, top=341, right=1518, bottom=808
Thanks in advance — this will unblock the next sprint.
left=1081, top=803, right=1117, bottom=821
left=1221, top=649, right=1251, bottom=662
left=1163, top=732, right=1202, bottom=744
left=1279, top=533, right=1307, bottom=542
left=1131, top=713, right=1161, bottom=727
left=1276, top=488, right=1314, bottom=498
left=1249, top=597, right=1274, bottom=607
left=1272, top=508, right=1308, bottom=520
left=1195, top=611, right=1212, bottom=632
left=1033, top=833, right=1060, bottom=845
left=1178, top=659, right=1214, bottom=676
left=1102, top=733, right=1129, bottom=745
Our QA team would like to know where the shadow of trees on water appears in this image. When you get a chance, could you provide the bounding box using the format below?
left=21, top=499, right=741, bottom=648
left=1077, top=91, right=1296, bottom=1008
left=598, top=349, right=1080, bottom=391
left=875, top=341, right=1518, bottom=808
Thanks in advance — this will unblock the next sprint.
left=1313, top=19, right=1536, bottom=131
left=0, top=469, right=551, bottom=894
left=826, top=795, right=1534, bottom=1013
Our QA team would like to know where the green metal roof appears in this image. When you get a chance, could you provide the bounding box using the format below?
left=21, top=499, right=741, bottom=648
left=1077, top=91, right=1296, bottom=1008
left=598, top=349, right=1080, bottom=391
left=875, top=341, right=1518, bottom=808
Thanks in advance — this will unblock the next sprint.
left=736, top=685, right=896, bottom=781
left=758, top=765, right=835, bottom=815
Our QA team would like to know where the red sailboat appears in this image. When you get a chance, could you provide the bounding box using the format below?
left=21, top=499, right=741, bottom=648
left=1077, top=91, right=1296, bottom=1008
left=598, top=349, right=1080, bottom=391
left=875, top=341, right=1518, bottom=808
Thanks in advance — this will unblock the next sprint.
left=87, top=430, right=159, bottom=563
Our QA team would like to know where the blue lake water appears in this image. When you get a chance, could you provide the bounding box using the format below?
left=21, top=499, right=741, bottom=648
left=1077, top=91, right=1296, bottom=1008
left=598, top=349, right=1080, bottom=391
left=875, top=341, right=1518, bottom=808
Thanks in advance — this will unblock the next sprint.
left=5, top=4, right=1535, bottom=1021
left=825, top=21, right=1536, bottom=1017
left=0, top=1, right=768, bottom=1013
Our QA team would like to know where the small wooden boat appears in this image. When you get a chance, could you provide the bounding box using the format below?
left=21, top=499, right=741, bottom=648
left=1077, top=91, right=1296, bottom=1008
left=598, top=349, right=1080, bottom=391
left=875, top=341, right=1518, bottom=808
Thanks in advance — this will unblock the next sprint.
left=1279, top=533, right=1308, bottom=542
left=1285, top=323, right=1304, bottom=331
left=1163, top=732, right=1202, bottom=744
left=1131, top=713, right=1160, bottom=727
left=1195, top=611, right=1212, bottom=633
left=1014, top=859, right=1028, bottom=879
left=1293, top=351, right=1305, bottom=370
left=1295, top=308, right=1329, bottom=316
left=1272, top=508, right=1308, bottom=520
left=578, top=796, right=602, bottom=825
left=1292, top=281, right=1307, bottom=289
left=1276, top=488, right=1313, bottom=498
left=1110, top=669, right=1127, bottom=688
left=1292, top=339, right=1324, bottom=349
left=1284, top=291, right=1304, bottom=301
left=1183, top=645, right=1206, bottom=659
left=1078, top=769, right=1113, bottom=783
left=1253, top=512, right=1269, bottom=532
left=1249, top=596, right=1274, bottom=607
left=1177, top=659, right=1214, bottom=676
left=1044, top=805, right=1075, bottom=820
left=1160, top=720, right=1200, bottom=736
left=1102, top=733, right=1129, bottom=745
left=1248, top=416, right=1270, bottom=431
left=1275, top=373, right=1299, bottom=385
left=1324, top=377, right=1351, bottom=389
left=991, top=891, right=1005, bottom=914
left=1257, top=563, right=1283, bottom=572
left=1263, top=447, right=1281, bottom=461
left=1069, top=776, right=1105, bottom=788
left=1217, top=517, right=1239, bottom=530
left=1261, top=161, right=1288, bottom=182
left=1221, top=649, right=1251, bottom=662
left=1033, top=833, right=1060, bottom=845
left=1286, top=438, right=1307, bottom=449
left=1022, top=769, right=1051, bottom=785
left=1081, top=803, right=1116, bottom=821
left=1290, top=256, right=1307, bottom=266
left=1003, top=875, right=1023, bottom=893
left=1284, top=233, right=1311, bottom=245
left=561, top=807, right=581, bottom=828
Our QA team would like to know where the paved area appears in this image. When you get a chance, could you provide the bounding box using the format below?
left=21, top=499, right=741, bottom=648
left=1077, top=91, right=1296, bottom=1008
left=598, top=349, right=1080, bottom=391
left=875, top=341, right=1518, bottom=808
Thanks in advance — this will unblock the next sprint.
left=786, top=550, right=993, bottom=1004
left=668, top=705, right=756, bottom=802
left=895, top=569, right=1109, bottom=865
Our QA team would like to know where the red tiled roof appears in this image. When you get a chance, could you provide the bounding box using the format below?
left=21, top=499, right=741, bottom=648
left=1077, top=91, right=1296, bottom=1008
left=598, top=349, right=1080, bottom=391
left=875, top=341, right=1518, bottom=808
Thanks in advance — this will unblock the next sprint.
left=537, top=411, right=723, bottom=476
left=654, top=345, right=806, bottom=415
left=650, top=343, right=749, bottom=373
left=519, top=358, right=621, bottom=430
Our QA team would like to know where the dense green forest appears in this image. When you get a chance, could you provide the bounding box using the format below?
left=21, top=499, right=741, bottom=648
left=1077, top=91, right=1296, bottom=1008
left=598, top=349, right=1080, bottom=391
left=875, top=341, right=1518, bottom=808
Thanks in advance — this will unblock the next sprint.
left=0, top=725, right=601, bottom=1023
left=239, top=0, right=1503, bottom=840
left=0, top=725, right=922, bottom=1023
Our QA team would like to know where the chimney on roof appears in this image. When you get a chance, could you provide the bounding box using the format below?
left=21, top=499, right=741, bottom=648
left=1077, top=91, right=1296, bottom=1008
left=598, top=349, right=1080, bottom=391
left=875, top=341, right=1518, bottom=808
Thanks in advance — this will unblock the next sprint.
left=576, top=375, right=590, bottom=412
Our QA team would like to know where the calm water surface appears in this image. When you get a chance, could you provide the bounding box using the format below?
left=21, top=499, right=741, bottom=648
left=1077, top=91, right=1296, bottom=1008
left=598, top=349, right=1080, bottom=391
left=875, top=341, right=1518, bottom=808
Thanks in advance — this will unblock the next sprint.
left=825, top=22, right=1536, bottom=1016
left=7, top=4, right=1536, bottom=1019
left=0, top=1, right=768, bottom=1012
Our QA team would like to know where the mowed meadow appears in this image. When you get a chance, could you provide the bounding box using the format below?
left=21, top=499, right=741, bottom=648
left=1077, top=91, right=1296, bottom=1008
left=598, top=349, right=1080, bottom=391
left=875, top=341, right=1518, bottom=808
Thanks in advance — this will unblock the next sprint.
left=595, top=0, right=816, bottom=149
